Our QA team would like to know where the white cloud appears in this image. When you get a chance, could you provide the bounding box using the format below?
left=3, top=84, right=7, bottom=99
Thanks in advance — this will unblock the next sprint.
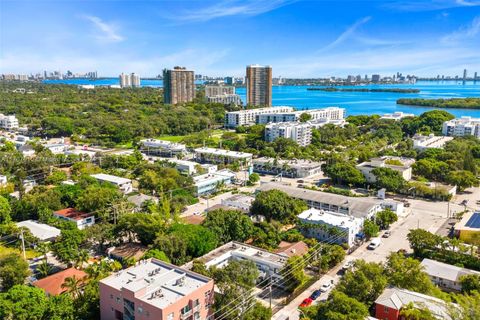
left=169, top=0, right=295, bottom=23
left=442, top=16, right=480, bottom=43
left=384, top=0, right=480, bottom=11
left=319, top=16, right=371, bottom=52
left=83, top=15, right=124, bottom=42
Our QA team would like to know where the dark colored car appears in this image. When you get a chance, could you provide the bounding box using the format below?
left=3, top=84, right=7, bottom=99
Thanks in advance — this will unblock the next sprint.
left=299, top=298, right=313, bottom=308
left=310, top=290, right=321, bottom=300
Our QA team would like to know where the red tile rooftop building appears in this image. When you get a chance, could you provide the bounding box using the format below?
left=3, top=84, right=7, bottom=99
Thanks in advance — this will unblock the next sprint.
left=100, top=258, right=214, bottom=320
left=33, top=267, right=87, bottom=296
left=54, top=208, right=95, bottom=229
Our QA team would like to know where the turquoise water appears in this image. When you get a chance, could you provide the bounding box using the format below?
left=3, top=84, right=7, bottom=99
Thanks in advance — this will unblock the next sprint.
left=43, top=79, right=480, bottom=117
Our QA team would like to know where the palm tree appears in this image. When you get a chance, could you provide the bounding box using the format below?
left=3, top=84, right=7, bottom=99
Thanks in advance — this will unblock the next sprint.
left=37, top=260, right=52, bottom=279
left=74, top=249, right=90, bottom=269
left=61, top=275, right=83, bottom=298
left=36, top=242, right=50, bottom=263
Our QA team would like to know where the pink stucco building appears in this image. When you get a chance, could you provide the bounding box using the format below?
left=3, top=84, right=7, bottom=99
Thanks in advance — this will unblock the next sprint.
left=99, top=259, right=214, bottom=320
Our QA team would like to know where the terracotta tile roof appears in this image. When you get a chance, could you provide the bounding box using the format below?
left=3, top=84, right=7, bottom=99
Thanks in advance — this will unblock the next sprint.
left=54, top=208, right=92, bottom=221
left=33, top=267, right=87, bottom=296
left=275, top=241, right=309, bottom=257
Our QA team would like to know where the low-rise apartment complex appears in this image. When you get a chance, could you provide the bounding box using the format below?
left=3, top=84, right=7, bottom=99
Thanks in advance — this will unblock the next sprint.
left=442, top=117, right=480, bottom=138
left=257, top=183, right=383, bottom=219
left=194, top=147, right=253, bottom=167
left=140, top=139, right=187, bottom=157
left=380, top=112, right=414, bottom=121
left=100, top=259, right=214, bottom=320
left=413, top=134, right=454, bottom=151
left=253, top=157, right=323, bottom=178
left=298, top=208, right=363, bottom=247
left=356, top=156, right=415, bottom=183
left=265, top=122, right=312, bottom=146
left=193, top=169, right=236, bottom=196
left=0, top=114, right=19, bottom=130
left=224, top=106, right=294, bottom=128
left=256, top=107, right=346, bottom=124
left=183, top=241, right=287, bottom=286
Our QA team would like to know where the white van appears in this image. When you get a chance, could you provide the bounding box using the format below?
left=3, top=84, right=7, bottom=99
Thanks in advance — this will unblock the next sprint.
left=367, top=238, right=381, bottom=250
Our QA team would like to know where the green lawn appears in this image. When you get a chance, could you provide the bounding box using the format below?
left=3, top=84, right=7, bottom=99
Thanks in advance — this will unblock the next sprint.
left=0, top=244, right=40, bottom=260
left=156, top=135, right=187, bottom=143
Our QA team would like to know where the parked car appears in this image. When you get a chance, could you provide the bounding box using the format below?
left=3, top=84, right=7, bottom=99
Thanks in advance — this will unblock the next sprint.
left=320, top=281, right=333, bottom=293
left=367, top=238, right=381, bottom=250
left=299, top=298, right=313, bottom=308
left=382, top=230, right=392, bottom=238
left=342, top=261, right=354, bottom=271
left=310, top=290, right=321, bottom=300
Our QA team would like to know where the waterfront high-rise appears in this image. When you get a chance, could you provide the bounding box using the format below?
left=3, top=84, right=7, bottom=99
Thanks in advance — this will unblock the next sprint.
left=119, top=73, right=131, bottom=88
left=131, top=73, right=140, bottom=87
left=163, top=67, right=195, bottom=105
left=463, top=69, right=467, bottom=81
left=475, top=72, right=478, bottom=80
left=246, top=64, right=272, bottom=107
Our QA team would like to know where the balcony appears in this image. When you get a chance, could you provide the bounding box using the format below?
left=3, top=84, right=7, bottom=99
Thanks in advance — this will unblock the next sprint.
left=180, top=310, right=192, bottom=320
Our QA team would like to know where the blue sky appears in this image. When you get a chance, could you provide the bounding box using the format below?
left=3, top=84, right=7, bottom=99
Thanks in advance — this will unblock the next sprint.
left=1, top=0, right=479, bottom=77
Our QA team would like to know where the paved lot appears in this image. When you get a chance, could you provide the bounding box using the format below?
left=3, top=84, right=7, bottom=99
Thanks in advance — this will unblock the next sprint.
left=273, top=187, right=480, bottom=320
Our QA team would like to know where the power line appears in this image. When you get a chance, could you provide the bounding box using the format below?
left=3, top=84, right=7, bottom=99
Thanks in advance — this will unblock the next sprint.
left=208, top=231, right=349, bottom=320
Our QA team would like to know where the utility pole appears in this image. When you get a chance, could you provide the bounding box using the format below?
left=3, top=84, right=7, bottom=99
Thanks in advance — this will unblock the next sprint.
left=20, top=229, right=26, bottom=259
left=269, top=274, right=273, bottom=309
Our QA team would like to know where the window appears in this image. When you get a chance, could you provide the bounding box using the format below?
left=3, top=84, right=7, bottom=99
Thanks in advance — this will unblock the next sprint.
left=181, top=305, right=192, bottom=315
left=110, top=294, right=114, bottom=299
left=193, top=299, right=200, bottom=307
left=384, top=306, right=389, bottom=314
left=138, top=307, right=143, bottom=314
left=116, top=297, right=121, bottom=304
left=167, top=312, right=174, bottom=320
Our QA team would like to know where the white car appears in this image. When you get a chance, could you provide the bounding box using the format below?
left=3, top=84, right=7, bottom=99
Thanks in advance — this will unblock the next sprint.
left=367, top=238, right=381, bottom=250
left=319, top=281, right=333, bottom=293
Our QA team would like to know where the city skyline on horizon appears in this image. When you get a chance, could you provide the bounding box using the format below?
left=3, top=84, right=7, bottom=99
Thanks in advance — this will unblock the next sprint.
left=1, top=0, right=480, bottom=77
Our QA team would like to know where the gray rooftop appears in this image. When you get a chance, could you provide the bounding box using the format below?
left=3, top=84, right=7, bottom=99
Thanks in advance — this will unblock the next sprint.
left=16, top=220, right=61, bottom=241
left=256, top=183, right=380, bottom=218
left=375, top=286, right=451, bottom=319
left=421, top=258, right=480, bottom=282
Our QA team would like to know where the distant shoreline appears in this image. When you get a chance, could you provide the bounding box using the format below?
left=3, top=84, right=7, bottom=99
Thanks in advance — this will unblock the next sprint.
left=397, top=98, right=480, bottom=109
left=307, top=87, right=420, bottom=93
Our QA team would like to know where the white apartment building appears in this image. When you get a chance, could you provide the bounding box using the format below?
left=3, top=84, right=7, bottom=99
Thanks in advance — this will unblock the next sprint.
left=380, top=112, right=415, bottom=121
left=140, top=139, right=187, bottom=157
left=298, top=208, right=363, bottom=247
left=206, top=94, right=242, bottom=105
left=91, top=173, right=133, bottom=194
left=0, top=114, right=19, bottom=130
left=205, top=85, right=235, bottom=97
left=194, top=147, right=253, bottom=166
left=356, top=156, right=415, bottom=182
left=119, top=73, right=141, bottom=88
left=192, top=169, right=236, bottom=196
left=224, top=106, right=294, bottom=128
left=413, top=134, right=454, bottom=151
left=442, top=117, right=480, bottom=138
left=253, top=157, right=323, bottom=178
left=256, top=107, right=346, bottom=124
left=264, top=122, right=312, bottom=146
left=183, top=241, right=288, bottom=287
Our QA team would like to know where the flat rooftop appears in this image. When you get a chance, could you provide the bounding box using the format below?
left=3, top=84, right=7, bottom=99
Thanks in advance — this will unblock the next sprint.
left=54, top=208, right=92, bottom=221
left=101, top=259, right=211, bottom=309
left=91, top=173, right=131, bottom=184
left=253, top=157, right=322, bottom=170
left=194, top=147, right=253, bottom=159
left=257, top=183, right=380, bottom=218
left=298, top=208, right=362, bottom=228
left=16, top=220, right=61, bottom=241
left=184, top=241, right=287, bottom=270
